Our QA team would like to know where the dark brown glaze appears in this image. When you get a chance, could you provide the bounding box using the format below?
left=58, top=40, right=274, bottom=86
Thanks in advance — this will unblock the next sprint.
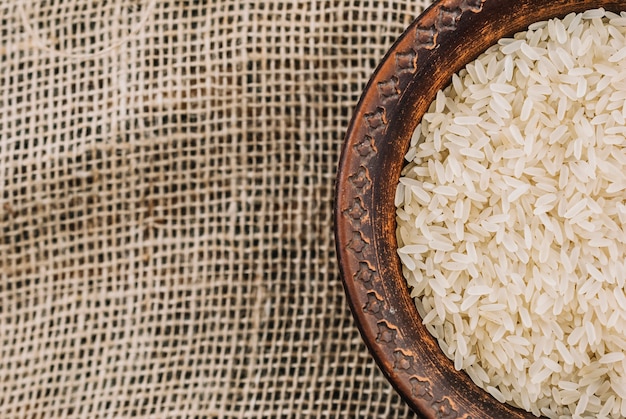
left=334, top=0, right=626, bottom=417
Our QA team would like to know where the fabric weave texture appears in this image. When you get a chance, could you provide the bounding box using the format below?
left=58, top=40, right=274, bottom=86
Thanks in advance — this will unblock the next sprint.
left=0, top=1, right=429, bottom=417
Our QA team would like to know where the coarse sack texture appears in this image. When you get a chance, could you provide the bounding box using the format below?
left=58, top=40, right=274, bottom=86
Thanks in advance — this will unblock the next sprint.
left=0, top=1, right=428, bottom=417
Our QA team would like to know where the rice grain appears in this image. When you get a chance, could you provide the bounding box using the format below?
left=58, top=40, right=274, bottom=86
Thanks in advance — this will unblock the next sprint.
left=396, top=9, right=626, bottom=419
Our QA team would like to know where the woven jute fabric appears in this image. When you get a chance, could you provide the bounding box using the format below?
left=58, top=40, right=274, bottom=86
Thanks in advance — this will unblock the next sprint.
left=0, top=1, right=429, bottom=417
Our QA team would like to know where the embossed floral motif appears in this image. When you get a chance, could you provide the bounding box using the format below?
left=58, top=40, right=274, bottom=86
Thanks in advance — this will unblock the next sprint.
left=363, top=292, right=383, bottom=314
left=416, top=26, right=437, bottom=49
left=347, top=231, right=368, bottom=254
left=354, top=261, right=376, bottom=283
left=395, top=50, right=418, bottom=74
left=378, top=76, right=400, bottom=102
left=433, top=398, right=458, bottom=419
left=348, top=166, right=372, bottom=191
left=364, top=108, right=386, bottom=132
left=437, top=7, right=462, bottom=30
left=393, top=350, right=414, bottom=371
left=376, top=321, right=397, bottom=343
left=409, top=376, right=434, bottom=401
left=462, top=0, right=484, bottom=12
left=354, top=135, right=377, bottom=159
left=343, top=197, right=367, bottom=222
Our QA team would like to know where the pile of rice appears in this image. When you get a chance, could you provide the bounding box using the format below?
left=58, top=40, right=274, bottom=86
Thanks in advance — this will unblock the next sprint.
left=396, top=9, right=626, bottom=419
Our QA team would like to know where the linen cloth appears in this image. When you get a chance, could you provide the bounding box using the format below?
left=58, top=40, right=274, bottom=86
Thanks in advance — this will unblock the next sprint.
left=0, top=1, right=429, bottom=416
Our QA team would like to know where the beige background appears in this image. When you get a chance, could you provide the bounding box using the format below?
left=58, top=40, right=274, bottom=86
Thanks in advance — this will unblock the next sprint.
left=0, top=1, right=429, bottom=417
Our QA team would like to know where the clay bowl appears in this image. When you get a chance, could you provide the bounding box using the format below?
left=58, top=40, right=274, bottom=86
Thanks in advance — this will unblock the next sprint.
left=334, top=0, right=625, bottom=417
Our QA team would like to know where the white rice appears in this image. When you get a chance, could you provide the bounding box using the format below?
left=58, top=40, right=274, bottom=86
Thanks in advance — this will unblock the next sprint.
left=396, top=9, right=626, bottom=419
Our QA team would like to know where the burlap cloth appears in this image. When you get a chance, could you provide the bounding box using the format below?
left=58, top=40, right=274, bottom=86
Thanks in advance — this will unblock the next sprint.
left=0, top=1, right=430, bottom=417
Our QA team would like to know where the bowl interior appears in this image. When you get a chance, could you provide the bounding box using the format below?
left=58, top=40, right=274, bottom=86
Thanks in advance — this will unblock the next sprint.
left=335, top=0, right=626, bottom=417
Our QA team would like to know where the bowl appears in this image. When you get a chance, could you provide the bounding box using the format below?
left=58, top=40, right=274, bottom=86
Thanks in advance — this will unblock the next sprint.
left=334, top=0, right=625, bottom=417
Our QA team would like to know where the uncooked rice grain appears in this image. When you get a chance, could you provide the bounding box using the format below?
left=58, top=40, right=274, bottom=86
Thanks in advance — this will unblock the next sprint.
left=396, top=9, right=626, bottom=419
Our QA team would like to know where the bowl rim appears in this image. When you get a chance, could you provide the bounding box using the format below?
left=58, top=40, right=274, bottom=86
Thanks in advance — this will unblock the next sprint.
left=334, top=0, right=626, bottom=417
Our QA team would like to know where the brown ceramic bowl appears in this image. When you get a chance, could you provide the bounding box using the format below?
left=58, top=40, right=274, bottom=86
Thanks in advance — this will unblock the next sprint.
left=334, top=0, right=625, bottom=417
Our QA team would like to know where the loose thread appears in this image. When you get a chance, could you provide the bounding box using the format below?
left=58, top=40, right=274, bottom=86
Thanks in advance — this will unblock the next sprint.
left=17, top=0, right=157, bottom=61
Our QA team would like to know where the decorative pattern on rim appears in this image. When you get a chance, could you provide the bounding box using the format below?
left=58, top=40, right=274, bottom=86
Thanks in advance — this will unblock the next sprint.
left=339, top=0, right=485, bottom=417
